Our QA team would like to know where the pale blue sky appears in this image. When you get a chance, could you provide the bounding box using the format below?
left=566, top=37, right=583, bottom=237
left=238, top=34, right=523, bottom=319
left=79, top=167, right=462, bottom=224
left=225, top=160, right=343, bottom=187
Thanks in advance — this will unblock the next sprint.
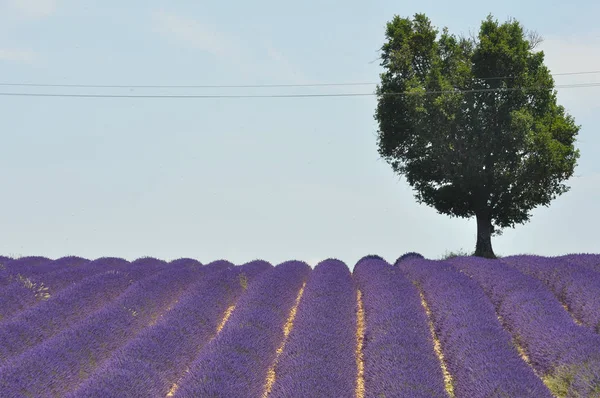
left=1, top=0, right=599, bottom=266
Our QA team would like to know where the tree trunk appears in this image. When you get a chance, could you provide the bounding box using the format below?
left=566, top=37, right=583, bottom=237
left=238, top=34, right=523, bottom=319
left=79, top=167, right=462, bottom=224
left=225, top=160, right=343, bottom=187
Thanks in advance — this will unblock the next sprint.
left=474, top=212, right=496, bottom=259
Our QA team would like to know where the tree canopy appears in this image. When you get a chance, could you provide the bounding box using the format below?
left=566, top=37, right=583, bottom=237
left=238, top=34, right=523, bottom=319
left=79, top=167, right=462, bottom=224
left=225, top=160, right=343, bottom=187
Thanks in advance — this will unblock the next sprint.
left=375, top=13, right=580, bottom=258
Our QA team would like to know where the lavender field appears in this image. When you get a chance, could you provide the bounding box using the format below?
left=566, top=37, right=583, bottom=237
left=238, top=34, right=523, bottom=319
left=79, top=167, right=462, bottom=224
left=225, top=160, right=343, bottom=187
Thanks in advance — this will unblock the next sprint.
left=0, top=254, right=599, bottom=397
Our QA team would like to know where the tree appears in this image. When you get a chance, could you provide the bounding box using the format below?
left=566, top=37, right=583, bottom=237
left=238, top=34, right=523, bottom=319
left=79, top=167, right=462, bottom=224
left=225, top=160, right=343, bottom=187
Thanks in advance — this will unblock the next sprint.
left=374, top=14, right=580, bottom=258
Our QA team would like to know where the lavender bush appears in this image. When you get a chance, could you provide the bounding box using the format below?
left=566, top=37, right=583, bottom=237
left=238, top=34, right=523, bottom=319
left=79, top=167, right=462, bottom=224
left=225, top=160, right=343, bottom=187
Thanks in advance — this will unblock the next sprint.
left=0, top=257, right=171, bottom=365
left=353, top=256, right=447, bottom=398
left=0, top=255, right=169, bottom=324
left=398, top=258, right=551, bottom=397
left=0, top=262, right=120, bottom=323
left=558, top=253, right=600, bottom=274
left=169, top=258, right=203, bottom=267
left=357, top=254, right=386, bottom=262
left=86, top=257, right=130, bottom=268
left=0, top=256, right=55, bottom=287
left=173, top=260, right=311, bottom=397
left=502, top=255, right=600, bottom=333
left=0, top=253, right=596, bottom=397
left=68, top=260, right=271, bottom=397
left=0, top=264, right=202, bottom=397
left=267, top=259, right=356, bottom=397
left=447, top=256, right=600, bottom=396
left=0, top=271, right=136, bottom=366
left=394, top=252, right=425, bottom=264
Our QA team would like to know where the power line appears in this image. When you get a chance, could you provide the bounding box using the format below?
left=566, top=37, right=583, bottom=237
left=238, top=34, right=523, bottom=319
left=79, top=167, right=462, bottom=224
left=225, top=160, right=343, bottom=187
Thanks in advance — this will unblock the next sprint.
left=0, top=82, right=376, bottom=89
left=0, top=70, right=599, bottom=89
left=1, top=82, right=599, bottom=99
left=0, top=92, right=374, bottom=98
left=475, top=70, right=600, bottom=81
left=540, top=70, right=600, bottom=77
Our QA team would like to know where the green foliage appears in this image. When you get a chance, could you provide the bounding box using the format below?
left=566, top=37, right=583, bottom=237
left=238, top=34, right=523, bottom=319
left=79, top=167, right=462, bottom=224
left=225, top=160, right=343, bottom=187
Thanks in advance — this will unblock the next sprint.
left=375, top=13, right=580, bottom=257
left=543, top=361, right=600, bottom=397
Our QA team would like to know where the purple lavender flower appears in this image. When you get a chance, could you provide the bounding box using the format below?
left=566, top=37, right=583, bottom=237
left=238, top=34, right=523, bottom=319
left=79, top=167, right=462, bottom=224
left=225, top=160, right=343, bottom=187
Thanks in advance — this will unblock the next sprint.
left=0, top=257, right=55, bottom=287
left=5, top=256, right=51, bottom=268
left=0, top=255, right=174, bottom=366
left=267, top=259, right=356, bottom=397
left=87, top=257, right=130, bottom=268
left=2, top=252, right=597, bottom=397
left=502, top=255, right=600, bottom=333
left=447, top=256, right=600, bottom=397
left=0, top=264, right=203, bottom=397
left=0, top=261, right=124, bottom=323
left=358, top=254, right=386, bottom=262
left=45, top=256, right=89, bottom=267
left=558, top=253, right=600, bottom=274
left=394, top=252, right=425, bottom=264
left=172, top=260, right=310, bottom=398
left=169, top=258, right=203, bottom=267
left=398, top=257, right=551, bottom=397
left=68, top=260, right=271, bottom=397
left=353, top=256, right=447, bottom=398
left=0, top=270, right=134, bottom=366
left=130, top=256, right=168, bottom=267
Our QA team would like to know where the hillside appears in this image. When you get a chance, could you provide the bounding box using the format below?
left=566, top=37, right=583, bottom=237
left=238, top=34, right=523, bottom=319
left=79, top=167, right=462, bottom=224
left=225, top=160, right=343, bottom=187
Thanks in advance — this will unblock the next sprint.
left=0, top=254, right=599, bottom=397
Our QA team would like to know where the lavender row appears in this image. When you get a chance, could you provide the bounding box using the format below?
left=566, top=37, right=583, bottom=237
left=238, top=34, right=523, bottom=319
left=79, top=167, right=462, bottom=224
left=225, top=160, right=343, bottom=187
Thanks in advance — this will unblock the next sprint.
left=559, top=253, right=600, bottom=274
left=0, top=256, right=127, bottom=290
left=502, top=255, right=600, bottom=333
left=447, top=256, right=600, bottom=397
left=168, top=258, right=203, bottom=267
left=395, top=252, right=425, bottom=262
left=0, top=263, right=116, bottom=323
left=0, top=263, right=205, bottom=397
left=0, top=257, right=10, bottom=276
left=0, top=256, right=178, bottom=321
left=0, top=256, right=170, bottom=329
left=0, top=271, right=129, bottom=366
left=267, top=259, right=356, bottom=397
left=397, top=258, right=551, bottom=397
left=353, top=256, right=447, bottom=398
left=0, top=256, right=60, bottom=287
left=173, top=260, right=311, bottom=397
left=0, top=256, right=173, bottom=290
left=0, top=257, right=173, bottom=365
left=69, top=260, right=271, bottom=398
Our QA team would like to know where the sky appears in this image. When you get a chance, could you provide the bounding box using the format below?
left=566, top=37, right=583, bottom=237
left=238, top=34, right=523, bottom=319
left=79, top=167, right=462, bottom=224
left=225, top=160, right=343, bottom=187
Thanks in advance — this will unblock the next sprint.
left=1, top=0, right=599, bottom=267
